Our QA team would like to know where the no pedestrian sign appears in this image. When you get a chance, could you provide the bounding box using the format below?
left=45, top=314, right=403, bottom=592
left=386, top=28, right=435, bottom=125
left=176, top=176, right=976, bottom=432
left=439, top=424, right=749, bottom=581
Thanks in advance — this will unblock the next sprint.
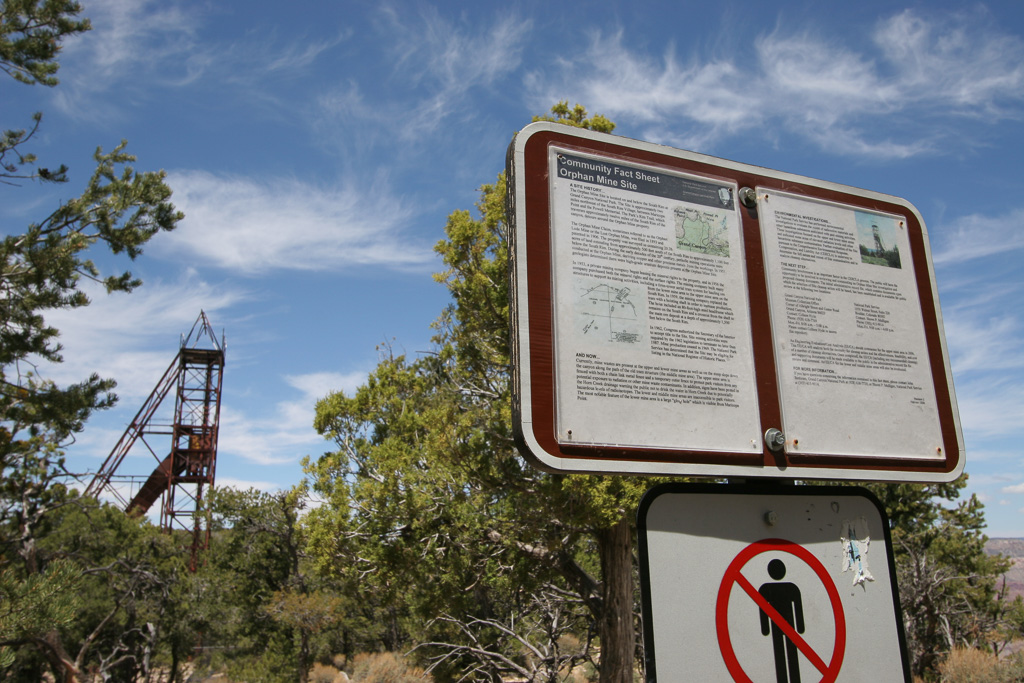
left=638, top=484, right=910, bottom=682
left=718, top=540, right=845, bottom=683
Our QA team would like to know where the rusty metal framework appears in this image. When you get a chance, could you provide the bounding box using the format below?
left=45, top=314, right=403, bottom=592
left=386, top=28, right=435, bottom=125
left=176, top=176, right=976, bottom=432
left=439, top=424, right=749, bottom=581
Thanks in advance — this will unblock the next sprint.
left=86, top=312, right=225, bottom=570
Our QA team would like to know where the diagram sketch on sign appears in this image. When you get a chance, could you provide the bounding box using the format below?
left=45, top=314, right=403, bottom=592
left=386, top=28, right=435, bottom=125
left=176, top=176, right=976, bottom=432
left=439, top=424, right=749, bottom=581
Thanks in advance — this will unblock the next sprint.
left=577, top=281, right=647, bottom=346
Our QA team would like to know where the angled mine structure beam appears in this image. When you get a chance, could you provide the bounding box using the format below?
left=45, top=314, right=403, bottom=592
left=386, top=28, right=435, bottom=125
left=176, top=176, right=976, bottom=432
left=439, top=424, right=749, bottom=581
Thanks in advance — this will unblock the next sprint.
left=84, top=356, right=180, bottom=506
left=86, top=312, right=225, bottom=570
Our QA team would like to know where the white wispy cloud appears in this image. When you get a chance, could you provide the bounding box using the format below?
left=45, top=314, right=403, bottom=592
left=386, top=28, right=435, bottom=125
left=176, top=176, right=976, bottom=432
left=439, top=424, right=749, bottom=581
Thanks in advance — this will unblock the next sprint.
left=217, top=406, right=317, bottom=466
left=54, top=0, right=348, bottom=119
left=39, top=274, right=243, bottom=401
left=1002, top=483, right=1024, bottom=495
left=954, top=378, right=1024, bottom=439
left=263, top=32, right=353, bottom=73
left=162, top=171, right=435, bottom=273
left=527, top=9, right=1024, bottom=157
left=63, top=0, right=198, bottom=76
left=316, top=7, right=529, bottom=144
left=875, top=10, right=1024, bottom=116
left=285, top=371, right=366, bottom=403
left=944, top=314, right=1024, bottom=374
left=386, top=6, right=526, bottom=90
left=53, top=0, right=202, bottom=119
left=964, top=446, right=1024, bottom=463
left=215, top=370, right=367, bottom=467
left=965, top=472, right=1018, bottom=488
left=932, top=208, right=1024, bottom=265
left=525, top=32, right=759, bottom=151
left=270, top=372, right=368, bottom=449
left=930, top=207, right=1024, bottom=407
left=216, top=477, right=284, bottom=493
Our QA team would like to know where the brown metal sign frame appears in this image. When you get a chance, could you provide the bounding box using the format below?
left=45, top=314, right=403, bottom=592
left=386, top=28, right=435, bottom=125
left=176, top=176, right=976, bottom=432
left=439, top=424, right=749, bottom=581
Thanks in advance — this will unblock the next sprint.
left=507, top=122, right=963, bottom=482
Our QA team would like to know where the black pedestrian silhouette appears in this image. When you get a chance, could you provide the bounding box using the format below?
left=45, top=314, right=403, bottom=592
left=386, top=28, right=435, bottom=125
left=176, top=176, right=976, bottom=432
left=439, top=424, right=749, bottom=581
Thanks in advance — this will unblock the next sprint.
left=759, top=559, right=805, bottom=683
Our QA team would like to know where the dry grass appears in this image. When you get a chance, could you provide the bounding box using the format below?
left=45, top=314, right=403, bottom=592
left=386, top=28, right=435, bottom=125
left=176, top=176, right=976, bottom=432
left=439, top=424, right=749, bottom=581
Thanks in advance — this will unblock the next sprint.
left=937, top=646, right=1024, bottom=682
left=349, top=652, right=432, bottom=683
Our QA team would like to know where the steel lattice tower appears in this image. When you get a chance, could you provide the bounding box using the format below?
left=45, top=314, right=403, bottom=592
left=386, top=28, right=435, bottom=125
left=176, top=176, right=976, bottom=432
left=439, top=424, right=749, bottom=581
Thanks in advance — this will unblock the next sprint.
left=86, top=312, right=225, bottom=570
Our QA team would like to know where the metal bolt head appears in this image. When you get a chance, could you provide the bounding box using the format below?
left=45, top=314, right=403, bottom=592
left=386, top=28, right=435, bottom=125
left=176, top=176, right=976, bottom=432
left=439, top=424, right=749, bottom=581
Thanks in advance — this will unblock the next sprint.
left=739, top=187, right=757, bottom=208
left=764, top=510, right=779, bottom=526
left=765, top=428, right=785, bottom=452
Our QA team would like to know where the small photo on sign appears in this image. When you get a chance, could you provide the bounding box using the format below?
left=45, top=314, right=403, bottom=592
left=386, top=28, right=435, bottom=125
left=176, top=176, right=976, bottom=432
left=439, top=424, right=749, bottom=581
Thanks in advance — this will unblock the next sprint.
left=673, top=205, right=731, bottom=257
left=855, top=211, right=902, bottom=269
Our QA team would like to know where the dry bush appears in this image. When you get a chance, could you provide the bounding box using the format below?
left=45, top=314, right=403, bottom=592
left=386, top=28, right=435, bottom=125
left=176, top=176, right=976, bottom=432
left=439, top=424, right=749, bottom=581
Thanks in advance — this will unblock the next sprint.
left=350, top=652, right=432, bottom=683
left=309, top=662, right=344, bottom=683
left=940, top=647, right=1001, bottom=683
left=939, top=646, right=1024, bottom=682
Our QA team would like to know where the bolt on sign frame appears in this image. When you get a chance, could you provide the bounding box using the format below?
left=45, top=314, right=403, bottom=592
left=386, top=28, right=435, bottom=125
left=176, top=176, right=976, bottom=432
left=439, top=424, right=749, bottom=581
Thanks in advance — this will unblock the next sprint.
left=507, top=122, right=963, bottom=482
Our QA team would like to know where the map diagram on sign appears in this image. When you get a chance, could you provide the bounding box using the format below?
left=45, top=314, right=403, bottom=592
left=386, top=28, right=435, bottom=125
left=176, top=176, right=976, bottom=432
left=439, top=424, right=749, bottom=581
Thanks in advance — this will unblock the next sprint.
left=674, top=205, right=730, bottom=257
left=576, top=280, right=647, bottom=347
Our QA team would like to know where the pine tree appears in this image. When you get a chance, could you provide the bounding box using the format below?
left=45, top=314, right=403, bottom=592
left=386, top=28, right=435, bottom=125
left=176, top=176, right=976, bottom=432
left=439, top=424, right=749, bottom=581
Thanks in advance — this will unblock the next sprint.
left=1, top=2, right=182, bottom=678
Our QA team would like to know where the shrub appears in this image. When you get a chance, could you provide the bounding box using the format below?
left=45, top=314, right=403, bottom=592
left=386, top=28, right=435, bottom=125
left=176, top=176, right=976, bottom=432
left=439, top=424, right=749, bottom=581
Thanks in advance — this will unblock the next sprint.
left=350, top=652, right=432, bottom=683
left=940, top=647, right=1000, bottom=682
left=939, top=646, right=1024, bottom=682
left=309, top=662, right=344, bottom=683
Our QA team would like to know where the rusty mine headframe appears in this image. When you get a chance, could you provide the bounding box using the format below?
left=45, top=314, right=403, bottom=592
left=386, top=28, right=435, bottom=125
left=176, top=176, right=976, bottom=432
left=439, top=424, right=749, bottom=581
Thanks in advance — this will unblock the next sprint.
left=86, top=312, right=225, bottom=570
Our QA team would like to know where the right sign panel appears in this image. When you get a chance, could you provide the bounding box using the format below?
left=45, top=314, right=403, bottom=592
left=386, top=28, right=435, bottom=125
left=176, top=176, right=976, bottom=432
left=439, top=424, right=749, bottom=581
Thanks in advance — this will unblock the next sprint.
left=759, top=189, right=945, bottom=460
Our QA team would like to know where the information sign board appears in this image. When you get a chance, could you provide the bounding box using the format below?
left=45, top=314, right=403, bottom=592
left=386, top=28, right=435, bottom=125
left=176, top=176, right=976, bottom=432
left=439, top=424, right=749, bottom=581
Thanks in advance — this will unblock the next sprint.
left=507, top=122, right=962, bottom=481
left=637, top=483, right=910, bottom=682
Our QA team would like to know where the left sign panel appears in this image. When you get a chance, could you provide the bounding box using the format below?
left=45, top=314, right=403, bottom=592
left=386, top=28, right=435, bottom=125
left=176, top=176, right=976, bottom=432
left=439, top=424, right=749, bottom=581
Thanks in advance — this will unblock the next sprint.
left=547, top=147, right=762, bottom=455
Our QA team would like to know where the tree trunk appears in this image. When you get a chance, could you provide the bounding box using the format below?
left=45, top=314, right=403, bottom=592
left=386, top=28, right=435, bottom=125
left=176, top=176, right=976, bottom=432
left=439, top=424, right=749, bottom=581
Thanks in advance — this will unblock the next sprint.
left=595, top=515, right=635, bottom=683
left=298, top=629, right=310, bottom=683
left=169, top=647, right=179, bottom=683
left=39, top=630, right=80, bottom=683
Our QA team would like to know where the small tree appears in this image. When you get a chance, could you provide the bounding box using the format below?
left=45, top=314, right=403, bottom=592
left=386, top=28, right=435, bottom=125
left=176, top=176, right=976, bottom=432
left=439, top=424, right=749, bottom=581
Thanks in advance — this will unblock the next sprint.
left=203, top=487, right=347, bottom=683
left=308, top=103, right=651, bottom=683
left=865, top=479, right=1013, bottom=678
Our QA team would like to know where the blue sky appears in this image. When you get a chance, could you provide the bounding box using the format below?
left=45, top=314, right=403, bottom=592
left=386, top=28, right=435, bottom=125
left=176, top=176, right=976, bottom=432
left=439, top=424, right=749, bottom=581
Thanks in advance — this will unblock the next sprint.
left=7, top=1, right=1024, bottom=535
